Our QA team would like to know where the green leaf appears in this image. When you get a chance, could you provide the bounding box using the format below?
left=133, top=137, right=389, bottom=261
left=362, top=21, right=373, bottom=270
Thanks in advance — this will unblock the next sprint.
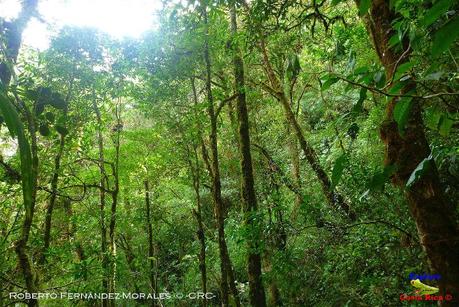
left=321, top=75, right=339, bottom=91
left=331, top=154, right=347, bottom=188
left=45, top=112, right=55, bottom=123
left=393, top=97, right=413, bottom=134
left=0, top=91, right=34, bottom=219
left=0, top=115, right=4, bottom=125
left=39, top=124, right=51, bottom=136
left=393, top=62, right=414, bottom=81
left=432, top=15, right=459, bottom=56
left=358, top=0, right=371, bottom=16
left=438, top=115, right=454, bottom=136
left=425, top=106, right=442, bottom=130
left=347, top=123, right=359, bottom=139
left=368, top=165, right=397, bottom=191
left=352, top=88, right=366, bottom=114
left=420, top=0, right=453, bottom=27
left=406, top=155, right=432, bottom=187
left=55, top=125, right=69, bottom=136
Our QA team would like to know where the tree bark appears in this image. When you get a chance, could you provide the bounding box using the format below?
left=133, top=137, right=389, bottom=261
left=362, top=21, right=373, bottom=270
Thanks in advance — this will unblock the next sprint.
left=357, top=0, right=459, bottom=302
left=92, top=98, right=109, bottom=306
left=189, top=142, right=208, bottom=306
left=108, top=103, right=121, bottom=298
left=40, top=77, right=73, bottom=264
left=200, top=3, right=238, bottom=304
left=144, top=180, right=157, bottom=306
left=230, top=4, right=267, bottom=306
left=259, top=39, right=356, bottom=221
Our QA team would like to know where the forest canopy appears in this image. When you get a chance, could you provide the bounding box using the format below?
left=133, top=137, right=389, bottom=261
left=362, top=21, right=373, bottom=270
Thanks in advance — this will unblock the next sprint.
left=0, top=0, right=459, bottom=306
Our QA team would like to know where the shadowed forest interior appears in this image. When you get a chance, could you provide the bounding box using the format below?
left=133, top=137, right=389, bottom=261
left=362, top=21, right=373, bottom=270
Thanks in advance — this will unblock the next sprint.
left=1, top=0, right=459, bottom=306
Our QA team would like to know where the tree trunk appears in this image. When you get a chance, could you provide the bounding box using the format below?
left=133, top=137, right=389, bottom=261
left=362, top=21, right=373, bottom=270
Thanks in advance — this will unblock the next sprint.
left=259, top=38, right=356, bottom=221
left=144, top=180, right=156, bottom=300
left=230, top=4, right=267, bottom=306
left=40, top=77, right=73, bottom=264
left=108, top=103, right=121, bottom=298
left=286, top=124, right=302, bottom=220
left=200, top=2, right=232, bottom=305
left=92, top=98, right=109, bottom=306
left=63, top=199, right=86, bottom=263
left=189, top=143, right=208, bottom=306
left=357, top=0, right=459, bottom=302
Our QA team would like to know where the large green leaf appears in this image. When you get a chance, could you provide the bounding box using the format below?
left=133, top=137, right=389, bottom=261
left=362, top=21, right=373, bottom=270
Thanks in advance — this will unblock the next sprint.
left=358, top=0, right=371, bottom=16
left=331, top=154, right=347, bottom=188
left=420, top=0, right=453, bottom=27
left=0, top=92, right=34, bottom=216
left=432, top=16, right=459, bottom=56
left=438, top=115, right=454, bottom=136
left=393, top=97, right=413, bottom=134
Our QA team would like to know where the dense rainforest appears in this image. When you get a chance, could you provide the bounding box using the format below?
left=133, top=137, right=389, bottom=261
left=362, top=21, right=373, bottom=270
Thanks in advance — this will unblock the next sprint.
left=1, top=0, right=459, bottom=306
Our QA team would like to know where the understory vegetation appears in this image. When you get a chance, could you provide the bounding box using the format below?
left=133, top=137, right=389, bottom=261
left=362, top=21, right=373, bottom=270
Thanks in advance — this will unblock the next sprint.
left=1, top=0, right=459, bottom=306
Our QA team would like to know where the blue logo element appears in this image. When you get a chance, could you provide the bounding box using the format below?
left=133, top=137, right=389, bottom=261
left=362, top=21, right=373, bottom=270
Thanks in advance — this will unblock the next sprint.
left=409, top=273, right=441, bottom=281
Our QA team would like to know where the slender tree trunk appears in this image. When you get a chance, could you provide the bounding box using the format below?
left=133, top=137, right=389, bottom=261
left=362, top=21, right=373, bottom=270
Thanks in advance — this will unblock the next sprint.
left=230, top=4, right=266, bottom=306
left=189, top=144, right=208, bottom=306
left=40, top=133, right=65, bottom=263
left=108, top=103, right=121, bottom=299
left=357, top=0, right=459, bottom=302
left=144, top=180, right=156, bottom=303
left=64, top=199, right=86, bottom=263
left=201, top=3, right=236, bottom=304
left=259, top=39, right=356, bottom=221
left=118, top=233, right=140, bottom=293
left=286, top=125, right=302, bottom=219
left=40, top=78, right=73, bottom=264
left=92, top=98, right=109, bottom=306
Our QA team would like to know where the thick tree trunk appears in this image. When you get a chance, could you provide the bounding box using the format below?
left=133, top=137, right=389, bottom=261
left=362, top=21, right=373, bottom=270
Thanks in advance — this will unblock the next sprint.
left=259, top=39, right=356, bottom=221
left=358, top=0, right=459, bottom=302
left=92, top=99, right=109, bottom=306
left=230, top=4, right=267, bottom=307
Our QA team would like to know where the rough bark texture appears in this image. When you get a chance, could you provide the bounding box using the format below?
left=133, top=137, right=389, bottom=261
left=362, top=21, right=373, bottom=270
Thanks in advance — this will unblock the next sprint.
left=259, top=39, right=356, bottom=221
left=358, top=0, right=459, bottom=302
left=230, top=4, right=267, bottom=306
